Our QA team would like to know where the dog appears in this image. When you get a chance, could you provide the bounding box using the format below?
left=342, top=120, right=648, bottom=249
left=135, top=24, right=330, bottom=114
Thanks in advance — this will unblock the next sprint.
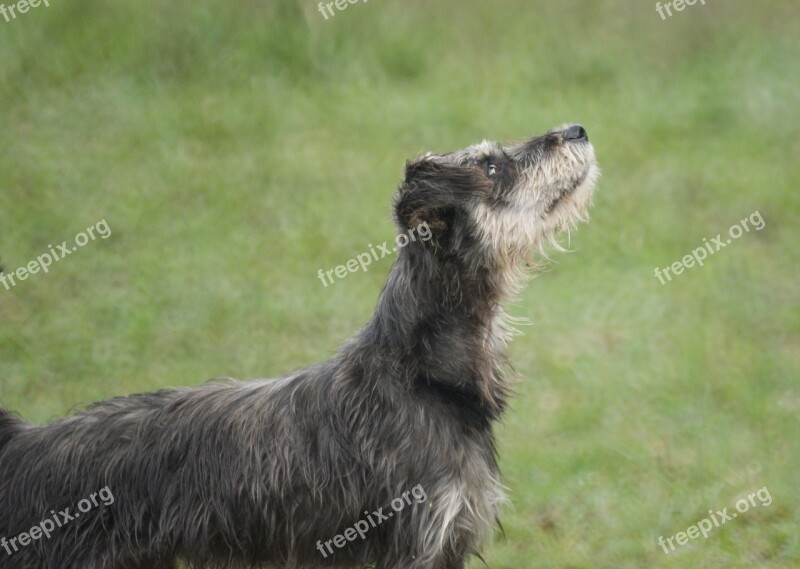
left=0, top=123, right=599, bottom=569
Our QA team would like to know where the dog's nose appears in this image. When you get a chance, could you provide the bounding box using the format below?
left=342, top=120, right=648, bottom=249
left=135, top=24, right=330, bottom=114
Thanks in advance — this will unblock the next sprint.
left=564, top=124, right=588, bottom=142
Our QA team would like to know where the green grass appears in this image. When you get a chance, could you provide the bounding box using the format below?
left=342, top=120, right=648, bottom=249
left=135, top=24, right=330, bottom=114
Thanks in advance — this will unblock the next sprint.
left=1, top=0, right=798, bottom=567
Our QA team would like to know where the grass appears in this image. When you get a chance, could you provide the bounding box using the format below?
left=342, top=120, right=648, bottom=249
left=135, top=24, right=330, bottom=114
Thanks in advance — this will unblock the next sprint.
left=0, top=0, right=798, bottom=567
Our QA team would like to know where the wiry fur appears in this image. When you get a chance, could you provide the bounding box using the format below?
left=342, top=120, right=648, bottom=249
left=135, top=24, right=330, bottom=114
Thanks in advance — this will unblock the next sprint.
left=0, top=125, right=598, bottom=569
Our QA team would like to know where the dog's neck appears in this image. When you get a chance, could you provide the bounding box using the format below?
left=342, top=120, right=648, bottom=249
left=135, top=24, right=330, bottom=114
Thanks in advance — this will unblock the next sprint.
left=346, top=245, right=520, bottom=420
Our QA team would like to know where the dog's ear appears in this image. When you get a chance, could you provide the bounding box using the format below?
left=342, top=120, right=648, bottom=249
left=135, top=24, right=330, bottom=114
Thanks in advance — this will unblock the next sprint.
left=395, top=159, right=490, bottom=232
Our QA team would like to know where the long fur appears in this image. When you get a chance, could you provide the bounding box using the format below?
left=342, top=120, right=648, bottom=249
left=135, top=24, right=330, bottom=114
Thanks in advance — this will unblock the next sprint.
left=0, top=124, right=598, bottom=569
left=0, top=410, right=22, bottom=456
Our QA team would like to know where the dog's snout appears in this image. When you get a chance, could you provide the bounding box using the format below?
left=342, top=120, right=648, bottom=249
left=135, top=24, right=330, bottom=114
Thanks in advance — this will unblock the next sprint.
left=563, top=124, right=588, bottom=142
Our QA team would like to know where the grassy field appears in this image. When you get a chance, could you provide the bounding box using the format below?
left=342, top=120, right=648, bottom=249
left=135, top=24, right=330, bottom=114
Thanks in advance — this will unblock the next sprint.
left=1, top=0, right=798, bottom=567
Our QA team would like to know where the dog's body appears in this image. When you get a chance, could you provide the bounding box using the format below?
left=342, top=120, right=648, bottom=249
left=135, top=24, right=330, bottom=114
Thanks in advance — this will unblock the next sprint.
left=0, top=124, right=598, bottom=569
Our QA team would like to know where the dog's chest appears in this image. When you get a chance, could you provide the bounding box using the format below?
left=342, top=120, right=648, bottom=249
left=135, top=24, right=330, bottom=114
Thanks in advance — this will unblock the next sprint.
left=421, top=439, right=506, bottom=558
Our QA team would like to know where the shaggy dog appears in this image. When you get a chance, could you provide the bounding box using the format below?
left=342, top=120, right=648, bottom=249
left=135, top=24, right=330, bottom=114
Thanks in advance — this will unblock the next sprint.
left=0, top=124, right=599, bottom=569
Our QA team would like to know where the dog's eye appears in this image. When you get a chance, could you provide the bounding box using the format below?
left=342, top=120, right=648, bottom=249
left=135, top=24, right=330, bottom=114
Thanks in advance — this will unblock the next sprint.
left=487, top=164, right=499, bottom=176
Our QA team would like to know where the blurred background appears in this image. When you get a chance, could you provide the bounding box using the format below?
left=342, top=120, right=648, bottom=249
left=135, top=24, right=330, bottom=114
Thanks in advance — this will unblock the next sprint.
left=0, top=0, right=798, bottom=567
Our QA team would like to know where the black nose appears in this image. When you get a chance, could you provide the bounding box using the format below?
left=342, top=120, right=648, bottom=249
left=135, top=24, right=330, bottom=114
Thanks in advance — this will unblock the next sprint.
left=564, top=124, right=588, bottom=142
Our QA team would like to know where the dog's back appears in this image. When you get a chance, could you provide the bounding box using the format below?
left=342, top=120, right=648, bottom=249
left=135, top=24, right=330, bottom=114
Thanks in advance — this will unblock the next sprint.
left=0, top=378, right=322, bottom=568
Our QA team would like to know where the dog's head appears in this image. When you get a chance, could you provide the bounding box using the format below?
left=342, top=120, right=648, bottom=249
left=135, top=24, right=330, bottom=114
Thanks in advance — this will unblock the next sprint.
left=395, top=124, right=599, bottom=269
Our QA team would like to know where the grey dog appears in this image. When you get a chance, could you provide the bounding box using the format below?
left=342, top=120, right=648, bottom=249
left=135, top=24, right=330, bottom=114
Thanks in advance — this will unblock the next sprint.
left=0, top=124, right=599, bottom=568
